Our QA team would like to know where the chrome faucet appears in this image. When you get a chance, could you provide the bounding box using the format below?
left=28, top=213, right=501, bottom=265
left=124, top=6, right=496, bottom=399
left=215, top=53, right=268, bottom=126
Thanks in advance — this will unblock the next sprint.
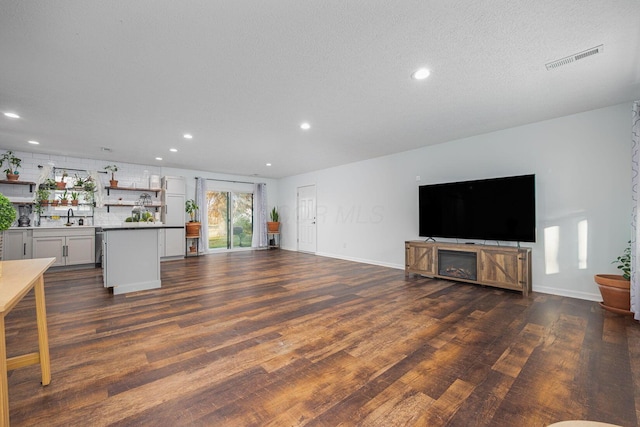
left=66, top=208, right=75, bottom=226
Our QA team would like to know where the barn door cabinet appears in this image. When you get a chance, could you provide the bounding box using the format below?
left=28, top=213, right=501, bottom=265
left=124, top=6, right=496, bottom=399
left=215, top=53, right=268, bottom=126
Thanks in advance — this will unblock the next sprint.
left=405, top=241, right=532, bottom=296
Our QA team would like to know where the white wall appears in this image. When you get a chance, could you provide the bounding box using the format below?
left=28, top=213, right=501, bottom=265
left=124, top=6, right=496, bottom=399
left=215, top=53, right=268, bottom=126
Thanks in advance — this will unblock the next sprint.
left=277, top=103, right=633, bottom=300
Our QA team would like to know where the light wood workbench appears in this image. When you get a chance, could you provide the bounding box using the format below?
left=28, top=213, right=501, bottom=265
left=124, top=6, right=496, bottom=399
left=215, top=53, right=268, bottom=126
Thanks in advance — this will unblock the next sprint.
left=0, top=257, right=55, bottom=426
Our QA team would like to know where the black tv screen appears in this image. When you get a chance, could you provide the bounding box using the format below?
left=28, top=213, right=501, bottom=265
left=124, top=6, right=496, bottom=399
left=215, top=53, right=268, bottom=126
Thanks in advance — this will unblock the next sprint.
left=419, top=174, right=536, bottom=242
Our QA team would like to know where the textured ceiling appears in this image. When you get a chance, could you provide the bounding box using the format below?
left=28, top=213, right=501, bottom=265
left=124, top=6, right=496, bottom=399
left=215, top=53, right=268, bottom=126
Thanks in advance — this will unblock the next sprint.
left=1, top=1, right=639, bottom=178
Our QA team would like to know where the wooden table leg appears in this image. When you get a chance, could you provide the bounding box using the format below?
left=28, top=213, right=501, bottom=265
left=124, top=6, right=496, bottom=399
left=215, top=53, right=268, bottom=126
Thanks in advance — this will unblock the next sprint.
left=0, top=315, right=10, bottom=426
left=34, top=275, right=51, bottom=386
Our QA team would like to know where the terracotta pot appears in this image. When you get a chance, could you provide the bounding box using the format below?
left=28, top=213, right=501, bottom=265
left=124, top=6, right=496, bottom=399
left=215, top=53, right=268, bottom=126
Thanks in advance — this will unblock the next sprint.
left=56, top=181, right=66, bottom=190
left=186, top=221, right=201, bottom=237
left=51, top=200, right=59, bottom=207
left=60, top=199, right=69, bottom=206
left=267, top=221, right=280, bottom=233
left=40, top=200, right=49, bottom=206
left=189, top=245, right=197, bottom=253
left=594, top=274, right=632, bottom=315
left=6, top=173, right=19, bottom=181
left=71, top=200, right=79, bottom=206
left=109, top=180, right=118, bottom=188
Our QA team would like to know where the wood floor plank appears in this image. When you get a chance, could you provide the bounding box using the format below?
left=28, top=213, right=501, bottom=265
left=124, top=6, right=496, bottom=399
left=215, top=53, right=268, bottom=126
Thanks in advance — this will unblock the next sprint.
left=3, top=250, right=639, bottom=426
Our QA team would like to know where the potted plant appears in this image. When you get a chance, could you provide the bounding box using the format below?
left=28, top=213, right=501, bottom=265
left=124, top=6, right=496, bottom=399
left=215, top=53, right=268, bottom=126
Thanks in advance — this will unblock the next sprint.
left=72, top=174, right=86, bottom=190
left=42, top=178, right=57, bottom=190
left=59, top=190, right=69, bottom=206
left=56, top=170, right=68, bottom=190
left=594, top=241, right=632, bottom=315
left=1, top=151, right=21, bottom=180
left=0, top=192, right=17, bottom=230
left=185, top=199, right=201, bottom=238
left=0, top=192, right=17, bottom=271
left=104, top=165, right=118, bottom=187
left=70, top=192, right=79, bottom=206
left=36, top=187, right=50, bottom=207
left=267, top=206, right=280, bottom=232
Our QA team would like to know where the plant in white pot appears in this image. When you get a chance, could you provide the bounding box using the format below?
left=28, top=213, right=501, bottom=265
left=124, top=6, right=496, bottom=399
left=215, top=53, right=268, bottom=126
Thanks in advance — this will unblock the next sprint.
left=594, top=241, right=632, bottom=315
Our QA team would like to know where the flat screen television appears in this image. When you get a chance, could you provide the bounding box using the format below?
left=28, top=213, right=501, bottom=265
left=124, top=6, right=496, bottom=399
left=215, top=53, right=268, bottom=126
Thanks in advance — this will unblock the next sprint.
left=418, top=174, right=536, bottom=242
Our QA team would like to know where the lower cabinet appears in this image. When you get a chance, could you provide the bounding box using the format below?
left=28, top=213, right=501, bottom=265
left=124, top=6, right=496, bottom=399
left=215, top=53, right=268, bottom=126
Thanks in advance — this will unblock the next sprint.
left=161, top=227, right=185, bottom=259
left=405, top=241, right=532, bottom=296
left=33, top=228, right=95, bottom=267
left=2, top=229, right=33, bottom=260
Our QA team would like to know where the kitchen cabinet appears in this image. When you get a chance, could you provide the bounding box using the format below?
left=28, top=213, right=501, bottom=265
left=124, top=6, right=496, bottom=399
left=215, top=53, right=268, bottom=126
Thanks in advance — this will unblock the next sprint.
left=161, top=176, right=185, bottom=258
left=2, top=229, right=33, bottom=260
left=33, top=228, right=95, bottom=267
left=102, top=226, right=162, bottom=294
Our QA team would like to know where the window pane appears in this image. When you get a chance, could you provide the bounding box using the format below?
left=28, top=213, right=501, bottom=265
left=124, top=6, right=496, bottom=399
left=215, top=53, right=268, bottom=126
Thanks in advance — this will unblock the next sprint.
left=207, top=191, right=229, bottom=249
left=232, top=192, right=253, bottom=248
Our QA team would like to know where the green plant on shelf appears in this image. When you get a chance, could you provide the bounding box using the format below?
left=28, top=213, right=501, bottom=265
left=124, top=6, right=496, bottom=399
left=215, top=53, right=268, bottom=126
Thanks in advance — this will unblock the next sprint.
left=0, top=150, right=21, bottom=176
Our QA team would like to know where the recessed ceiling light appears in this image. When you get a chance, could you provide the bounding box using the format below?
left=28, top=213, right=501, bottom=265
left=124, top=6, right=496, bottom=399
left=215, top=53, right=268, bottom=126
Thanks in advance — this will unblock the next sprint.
left=266, top=163, right=272, bottom=167
left=169, top=148, right=178, bottom=152
left=300, top=122, right=311, bottom=130
left=27, top=140, right=39, bottom=145
left=183, top=133, right=193, bottom=139
left=4, top=112, right=20, bottom=119
left=411, top=68, right=430, bottom=80
left=155, top=157, right=163, bottom=161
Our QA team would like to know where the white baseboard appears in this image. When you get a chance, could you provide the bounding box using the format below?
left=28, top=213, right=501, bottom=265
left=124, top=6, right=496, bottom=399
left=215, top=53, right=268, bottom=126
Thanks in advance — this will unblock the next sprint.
left=315, top=251, right=404, bottom=270
left=532, top=286, right=600, bottom=301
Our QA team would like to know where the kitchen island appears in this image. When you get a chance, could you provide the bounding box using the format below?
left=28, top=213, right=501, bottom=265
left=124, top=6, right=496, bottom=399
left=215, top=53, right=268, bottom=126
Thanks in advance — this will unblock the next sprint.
left=100, top=225, right=184, bottom=295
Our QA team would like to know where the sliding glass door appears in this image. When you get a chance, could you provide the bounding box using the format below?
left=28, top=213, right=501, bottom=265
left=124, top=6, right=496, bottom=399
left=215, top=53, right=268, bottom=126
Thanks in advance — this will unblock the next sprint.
left=206, top=190, right=253, bottom=250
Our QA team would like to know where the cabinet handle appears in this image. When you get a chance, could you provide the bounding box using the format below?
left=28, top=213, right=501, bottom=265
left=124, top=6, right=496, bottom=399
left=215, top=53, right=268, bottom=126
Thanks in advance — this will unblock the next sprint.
left=23, top=243, right=26, bottom=256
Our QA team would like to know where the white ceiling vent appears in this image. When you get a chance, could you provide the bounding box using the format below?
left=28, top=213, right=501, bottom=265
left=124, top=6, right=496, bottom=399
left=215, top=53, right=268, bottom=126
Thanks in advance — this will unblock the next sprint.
left=545, top=45, right=603, bottom=70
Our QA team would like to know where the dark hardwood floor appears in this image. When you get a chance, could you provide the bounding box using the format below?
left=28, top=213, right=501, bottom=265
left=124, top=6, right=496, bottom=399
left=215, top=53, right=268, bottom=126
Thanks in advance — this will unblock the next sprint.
left=5, top=250, right=639, bottom=426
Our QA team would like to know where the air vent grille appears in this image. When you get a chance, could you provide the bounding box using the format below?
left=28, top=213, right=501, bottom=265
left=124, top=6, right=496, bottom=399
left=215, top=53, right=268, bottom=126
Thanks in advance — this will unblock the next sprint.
left=545, top=45, right=603, bottom=70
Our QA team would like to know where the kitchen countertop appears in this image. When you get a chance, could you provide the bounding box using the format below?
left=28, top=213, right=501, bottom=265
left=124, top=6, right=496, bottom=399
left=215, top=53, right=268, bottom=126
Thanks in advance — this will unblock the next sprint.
left=7, top=225, right=99, bottom=230
left=100, top=224, right=184, bottom=231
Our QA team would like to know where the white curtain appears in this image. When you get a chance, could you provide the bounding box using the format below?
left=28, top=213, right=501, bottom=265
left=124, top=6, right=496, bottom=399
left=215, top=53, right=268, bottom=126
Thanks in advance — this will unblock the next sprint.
left=195, top=177, right=208, bottom=253
left=632, top=101, right=640, bottom=320
left=252, top=183, right=268, bottom=248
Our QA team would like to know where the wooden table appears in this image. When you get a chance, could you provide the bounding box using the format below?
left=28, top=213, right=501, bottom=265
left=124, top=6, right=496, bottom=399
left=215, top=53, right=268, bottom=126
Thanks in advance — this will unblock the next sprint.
left=0, top=257, right=55, bottom=426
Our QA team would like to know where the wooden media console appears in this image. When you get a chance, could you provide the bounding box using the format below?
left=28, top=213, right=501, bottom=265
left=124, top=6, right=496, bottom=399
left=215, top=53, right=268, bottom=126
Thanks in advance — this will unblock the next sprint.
left=405, top=241, right=532, bottom=296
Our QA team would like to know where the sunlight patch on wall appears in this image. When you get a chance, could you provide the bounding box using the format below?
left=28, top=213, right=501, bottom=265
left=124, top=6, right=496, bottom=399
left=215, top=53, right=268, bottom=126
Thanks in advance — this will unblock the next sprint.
left=578, top=219, right=588, bottom=269
left=544, top=226, right=560, bottom=275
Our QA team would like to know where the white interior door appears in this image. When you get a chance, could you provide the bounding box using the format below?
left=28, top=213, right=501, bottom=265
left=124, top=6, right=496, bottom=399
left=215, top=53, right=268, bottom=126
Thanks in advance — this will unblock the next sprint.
left=297, top=185, right=316, bottom=253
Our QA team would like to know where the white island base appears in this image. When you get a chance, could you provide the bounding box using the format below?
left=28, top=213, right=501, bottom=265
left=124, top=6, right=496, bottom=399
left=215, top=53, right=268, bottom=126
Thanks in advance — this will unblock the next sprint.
left=102, top=227, right=164, bottom=295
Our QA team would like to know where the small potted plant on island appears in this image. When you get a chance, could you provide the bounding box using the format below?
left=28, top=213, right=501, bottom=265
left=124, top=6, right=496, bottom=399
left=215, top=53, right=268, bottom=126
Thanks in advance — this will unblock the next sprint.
left=267, top=207, right=280, bottom=232
left=594, top=241, right=632, bottom=315
left=104, top=164, right=118, bottom=188
left=1, top=151, right=22, bottom=181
